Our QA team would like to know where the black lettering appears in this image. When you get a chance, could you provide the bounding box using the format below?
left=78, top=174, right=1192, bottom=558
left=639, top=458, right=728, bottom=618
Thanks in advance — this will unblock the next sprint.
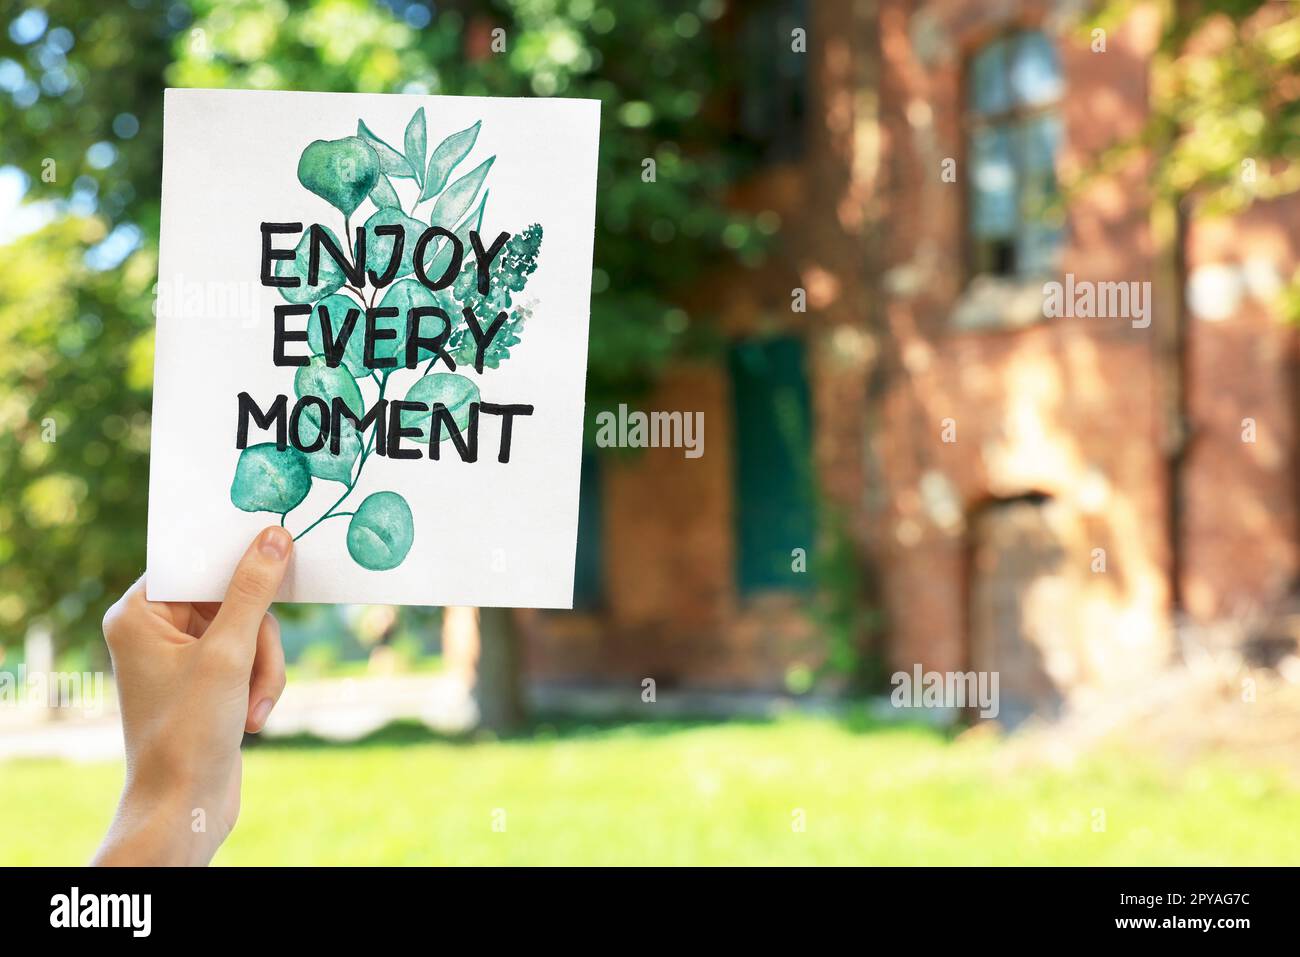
left=309, top=223, right=364, bottom=287
left=413, top=227, right=460, bottom=291
left=367, top=224, right=405, bottom=287
left=273, top=304, right=312, bottom=367
left=429, top=403, right=479, bottom=462
left=386, top=400, right=425, bottom=460
left=365, top=308, right=400, bottom=369
left=290, top=397, right=329, bottom=453
left=317, top=303, right=360, bottom=368
left=237, top=392, right=288, bottom=450
left=405, top=307, right=456, bottom=371
left=479, top=402, right=533, bottom=463
left=469, top=230, right=510, bottom=295
left=461, top=306, right=509, bottom=374
left=260, top=222, right=302, bottom=287
left=332, top=397, right=387, bottom=456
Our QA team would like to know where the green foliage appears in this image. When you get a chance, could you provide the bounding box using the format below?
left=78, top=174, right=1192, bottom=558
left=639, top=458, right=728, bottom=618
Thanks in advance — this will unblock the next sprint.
left=307, top=293, right=369, bottom=376
left=241, top=105, right=523, bottom=572
left=356, top=120, right=414, bottom=181
left=293, top=355, right=364, bottom=427
left=231, top=444, right=313, bottom=514
left=1087, top=1, right=1300, bottom=211
left=809, top=512, right=887, bottom=691
left=0, top=218, right=154, bottom=649
left=403, top=372, right=480, bottom=443
left=419, top=120, right=480, bottom=201
left=346, top=491, right=415, bottom=570
left=363, top=206, right=426, bottom=279
left=0, top=0, right=766, bottom=651
left=425, top=188, right=487, bottom=281
left=403, top=108, right=427, bottom=185
left=448, top=224, right=542, bottom=367
left=452, top=223, right=541, bottom=309
left=427, top=154, right=494, bottom=231
left=297, top=135, right=380, bottom=215
left=304, top=418, right=362, bottom=485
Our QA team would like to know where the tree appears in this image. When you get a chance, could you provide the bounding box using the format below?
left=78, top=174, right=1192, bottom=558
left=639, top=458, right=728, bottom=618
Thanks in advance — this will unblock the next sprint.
left=1089, top=0, right=1300, bottom=610
left=0, top=0, right=766, bottom=664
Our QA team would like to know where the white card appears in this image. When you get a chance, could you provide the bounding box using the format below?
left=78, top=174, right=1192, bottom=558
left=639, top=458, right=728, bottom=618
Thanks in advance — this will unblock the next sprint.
left=147, top=89, right=600, bottom=608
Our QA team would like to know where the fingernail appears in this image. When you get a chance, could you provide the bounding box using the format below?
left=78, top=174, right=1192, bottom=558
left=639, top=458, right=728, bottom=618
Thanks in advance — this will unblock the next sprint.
left=251, top=697, right=274, bottom=731
left=259, top=526, right=292, bottom=561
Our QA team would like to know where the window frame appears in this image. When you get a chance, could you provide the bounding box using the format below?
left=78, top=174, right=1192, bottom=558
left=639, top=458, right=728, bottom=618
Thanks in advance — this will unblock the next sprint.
left=960, top=27, right=1065, bottom=284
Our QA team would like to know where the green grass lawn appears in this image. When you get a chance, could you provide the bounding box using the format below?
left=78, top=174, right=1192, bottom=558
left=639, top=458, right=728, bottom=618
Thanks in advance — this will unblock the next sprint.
left=4, top=714, right=1299, bottom=865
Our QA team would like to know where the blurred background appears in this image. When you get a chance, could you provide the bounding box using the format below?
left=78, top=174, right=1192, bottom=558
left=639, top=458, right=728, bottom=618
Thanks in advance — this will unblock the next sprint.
left=3, top=0, right=1300, bottom=865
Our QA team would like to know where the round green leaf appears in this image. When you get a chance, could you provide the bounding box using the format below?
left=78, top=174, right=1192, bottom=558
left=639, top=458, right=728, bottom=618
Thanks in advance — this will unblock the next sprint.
left=230, top=443, right=312, bottom=514
left=403, top=372, right=480, bottom=443
left=307, top=293, right=368, bottom=377
left=347, top=491, right=414, bottom=570
left=302, top=417, right=362, bottom=485
left=275, top=226, right=346, bottom=305
left=297, top=135, right=380, bottom=216
left=364, top=205, right=427, bottom=281
left=294, top=355, right=364, bottom=431
left=357, top=299, right=407, bottom=372
left=379, top=278, right=455, bottom=366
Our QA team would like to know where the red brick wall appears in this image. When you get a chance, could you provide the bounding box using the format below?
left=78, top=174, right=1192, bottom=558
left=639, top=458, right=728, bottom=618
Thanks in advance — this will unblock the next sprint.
left=1182, top=207, right=1300, bottom=619
left=524, top=2, right=1299, bottom=695
left=867, top=2, right=1175, bottom=690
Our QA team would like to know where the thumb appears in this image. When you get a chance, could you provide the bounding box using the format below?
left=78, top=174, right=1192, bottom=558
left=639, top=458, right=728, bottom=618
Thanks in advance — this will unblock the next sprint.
left=209, top=527, right=293, bottom=645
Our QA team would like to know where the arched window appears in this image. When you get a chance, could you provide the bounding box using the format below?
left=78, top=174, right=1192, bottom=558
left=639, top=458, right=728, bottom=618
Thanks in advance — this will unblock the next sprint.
left=966, top=30, right=1064, bottom=279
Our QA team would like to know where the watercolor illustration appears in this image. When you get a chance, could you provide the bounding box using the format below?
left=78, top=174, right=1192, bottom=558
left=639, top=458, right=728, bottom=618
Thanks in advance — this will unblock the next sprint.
left=230, top=107, right=544, bottom=570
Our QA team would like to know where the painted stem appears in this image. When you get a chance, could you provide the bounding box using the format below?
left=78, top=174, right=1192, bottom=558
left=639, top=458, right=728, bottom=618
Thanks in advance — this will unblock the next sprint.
left=292, top=371, right=388, bottom=542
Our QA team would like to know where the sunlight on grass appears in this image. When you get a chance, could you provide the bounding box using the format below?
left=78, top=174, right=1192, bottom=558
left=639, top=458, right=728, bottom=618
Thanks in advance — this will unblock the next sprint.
left=3, top=716, right=1298, bottom=865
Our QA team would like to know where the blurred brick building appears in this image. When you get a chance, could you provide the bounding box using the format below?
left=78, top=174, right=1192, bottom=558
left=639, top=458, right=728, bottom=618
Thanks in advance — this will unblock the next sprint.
left=522, top=0, right=1300, bottom=713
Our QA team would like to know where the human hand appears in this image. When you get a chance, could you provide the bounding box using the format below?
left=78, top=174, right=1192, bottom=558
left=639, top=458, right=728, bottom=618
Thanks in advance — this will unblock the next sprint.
left=93, top=526, right=293, bottom=866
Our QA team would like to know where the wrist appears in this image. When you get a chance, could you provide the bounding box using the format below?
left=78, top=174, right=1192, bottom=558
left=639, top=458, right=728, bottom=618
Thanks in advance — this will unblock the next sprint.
left=93, top=779, right=219, bottom=867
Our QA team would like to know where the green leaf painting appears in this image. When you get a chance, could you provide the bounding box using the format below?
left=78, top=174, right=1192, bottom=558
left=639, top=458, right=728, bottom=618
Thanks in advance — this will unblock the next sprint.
left=403, top=372, right=480, bottom=443
left=307, top=293, right=368, bottom=377
left=369, top=172, right=400, bottom=211
left=428, top=155, right=493, bottom=231
left=235, top=108, right=544, bottom=572
left=303, top=417, right=362, bottom=485
left=357, top=120, right=414, bottom=180
left=346, top=491, right=415, bottom=570
left=294, top=355, right=363, bottom=427
left=231, top=444, right=313, bottom=514
left=404, top=108, right=427, bottom=188
left=364, top=205, right=426, bottom=280
left=419, top=120, right=480, bottom=203
left=297, top=136, right=380, bottom=216
left=379, top=278, right=452, bottom=366
left=425, top=189, right=488, bottom=284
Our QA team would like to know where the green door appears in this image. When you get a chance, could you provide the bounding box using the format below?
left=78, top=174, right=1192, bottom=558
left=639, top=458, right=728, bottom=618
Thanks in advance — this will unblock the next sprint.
left=729, top=336, right=815, bottom=594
